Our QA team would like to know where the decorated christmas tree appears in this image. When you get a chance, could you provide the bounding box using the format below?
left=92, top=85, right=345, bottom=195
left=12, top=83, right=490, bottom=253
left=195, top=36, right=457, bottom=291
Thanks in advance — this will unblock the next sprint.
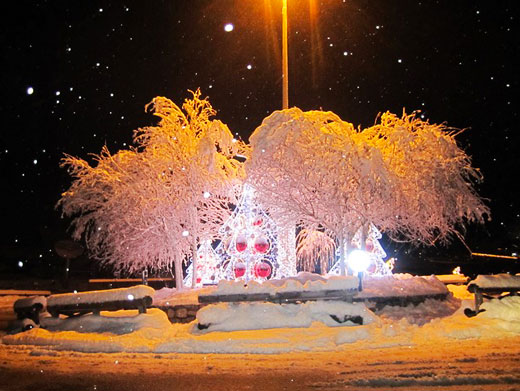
left=329, top=224, right=392, bottom=276
left=183, top=240, right=221, bottom=288
left=216, top=184, right=296, bottom=282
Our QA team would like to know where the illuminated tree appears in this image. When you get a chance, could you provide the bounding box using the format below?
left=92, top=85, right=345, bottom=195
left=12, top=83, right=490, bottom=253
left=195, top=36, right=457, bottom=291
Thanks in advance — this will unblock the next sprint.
left=296, top=229, right=336, bottom=273
left=57, top=90, right=248, bottom=289
left=247, top=108, right=488, bottom=275
left=362, top=111, right=489, bottom=246
left=247, top=108, right=390, bottom=274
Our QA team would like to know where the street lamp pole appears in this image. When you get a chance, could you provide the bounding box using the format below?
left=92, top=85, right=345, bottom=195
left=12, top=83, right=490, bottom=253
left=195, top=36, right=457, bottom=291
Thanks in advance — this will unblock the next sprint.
left=282, top=0, right=289, bottom=109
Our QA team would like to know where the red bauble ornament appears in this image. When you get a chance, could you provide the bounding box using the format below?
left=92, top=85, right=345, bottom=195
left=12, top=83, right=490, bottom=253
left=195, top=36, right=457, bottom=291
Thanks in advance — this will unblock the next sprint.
left=252, top=217, right=263, bottom=226
left=254, top=236, right=270, bottom=253
left=254, top=262, right=272, bottom=279
left=233, top=262, right=246, bottom=278
left=365, top=239, right=374, bottom=252
left=236, top=235, right=247, bottom=252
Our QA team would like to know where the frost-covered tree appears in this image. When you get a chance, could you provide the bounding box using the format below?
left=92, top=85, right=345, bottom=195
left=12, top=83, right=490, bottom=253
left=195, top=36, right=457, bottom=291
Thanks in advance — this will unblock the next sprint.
left=247, top=108, right=394, bottom=274
left=296, top=229, right=336, bottom=273
left=57, top=90, right=248, bottom=289
left=247, top=108, right=488, bottom=274
left=362, top=111, right=489, bottom=246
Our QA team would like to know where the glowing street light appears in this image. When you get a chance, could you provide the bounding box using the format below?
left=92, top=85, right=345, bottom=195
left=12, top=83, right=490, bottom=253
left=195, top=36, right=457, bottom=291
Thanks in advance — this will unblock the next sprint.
left=282, top=0, right=289, bottom=109
left=348, top=249, right=371, bottom=291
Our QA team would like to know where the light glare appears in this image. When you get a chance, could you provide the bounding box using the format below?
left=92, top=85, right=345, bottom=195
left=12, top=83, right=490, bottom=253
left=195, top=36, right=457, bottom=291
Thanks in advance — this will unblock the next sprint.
left=348, top=250, right=371, bottom=273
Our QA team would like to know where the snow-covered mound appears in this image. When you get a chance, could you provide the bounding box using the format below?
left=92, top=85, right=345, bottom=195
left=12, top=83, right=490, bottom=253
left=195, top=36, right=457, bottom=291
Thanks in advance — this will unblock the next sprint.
left=40, top=308, right=171, bottom=335
left=214, top=272, right=358, bottom=296
left=195, top=301, right=377, bottom=332
left=481, top=296, right=520, bottom=322
left=2, top=283, right=520, bottom=354
left=3, top=290, right=520, bottom=354
left=47, top=285, right=155, bottom=307
left=471, top=274, right=520, bottom=289
left=377, top=296, right=461, bottom=326
left=359, top=274, right=448, bottom=298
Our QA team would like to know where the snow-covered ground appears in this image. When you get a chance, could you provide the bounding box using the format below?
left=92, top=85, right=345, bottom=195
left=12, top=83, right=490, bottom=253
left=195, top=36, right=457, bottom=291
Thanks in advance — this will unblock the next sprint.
left=1, top=275, right=519, bottom=355
left=1, top=276, right=520, bottom=390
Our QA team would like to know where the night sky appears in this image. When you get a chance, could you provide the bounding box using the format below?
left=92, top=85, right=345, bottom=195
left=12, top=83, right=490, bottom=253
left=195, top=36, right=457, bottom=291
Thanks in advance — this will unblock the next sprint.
left=1, top=1, right=519, bottom=277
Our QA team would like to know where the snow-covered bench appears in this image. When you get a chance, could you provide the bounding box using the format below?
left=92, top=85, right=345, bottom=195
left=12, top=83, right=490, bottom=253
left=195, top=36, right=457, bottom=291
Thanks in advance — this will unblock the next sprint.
left=12, top=296, right=47, bottom=330
left=199, top=276, right=360, bottom=305
left=198, top=274, right=451, bottom=319
left=465, top=274, right=520, bottom=317
left=46, top=285, right=155, bottom=318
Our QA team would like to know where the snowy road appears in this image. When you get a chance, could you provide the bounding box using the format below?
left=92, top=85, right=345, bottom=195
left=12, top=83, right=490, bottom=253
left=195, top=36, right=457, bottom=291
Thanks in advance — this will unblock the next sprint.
left=1, top=337, right=520, bottom=391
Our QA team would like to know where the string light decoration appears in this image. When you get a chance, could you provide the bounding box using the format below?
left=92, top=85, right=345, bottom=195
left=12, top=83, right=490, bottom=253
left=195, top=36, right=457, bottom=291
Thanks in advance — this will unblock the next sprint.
left=329, top=224, right=392, bottom=276
left=183, top=240, right=220, bottom=287
left=216, top=184, right=293, bottom=282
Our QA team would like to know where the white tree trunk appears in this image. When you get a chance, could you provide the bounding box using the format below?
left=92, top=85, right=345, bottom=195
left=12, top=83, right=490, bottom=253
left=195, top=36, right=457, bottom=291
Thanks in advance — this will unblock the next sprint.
left=339, top=234, right=346, bottom=276
left=360, top=223, right=367, bottom=251
left=174, top=253, right=184, bottom=291
left=191, top=237, right=198, bottom=289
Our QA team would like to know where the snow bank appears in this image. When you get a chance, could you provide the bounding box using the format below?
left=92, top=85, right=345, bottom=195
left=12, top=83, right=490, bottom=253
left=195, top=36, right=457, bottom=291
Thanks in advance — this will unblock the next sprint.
left=214, top=273, right=358, bottom=296
left=195, top=300, right=378, bottom=332
left=481, top=296, right=520, bottom=322
left=3, top=277, right=520, bottom=355
left=47, top=285, right=155, bottom=307
left=3, top=290, right=520, bottom=354
left=40, top=308, right=171, bottom=335
left=471, top=274, right=520, bottom=289
left=359, top=274, right=448, bottom=298
left=377, top=296, right=461, bottom=326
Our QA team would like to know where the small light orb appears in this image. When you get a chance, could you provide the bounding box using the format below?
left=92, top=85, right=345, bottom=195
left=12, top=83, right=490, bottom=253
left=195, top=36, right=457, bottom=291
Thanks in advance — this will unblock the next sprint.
left=182, top=230, right=190, bottom=237
left=18, top=261, right=23, bottom=268
left=203, top=191, right=211, bottom=199
left=33, top=159, right=37, bottom=164
left=127, top=294, right=135, bottom=301
left=246, top=64, right=252, bottom=70
left=26, top=87, right=34, bottom=95
left=224, top=23, right=234, bottom=32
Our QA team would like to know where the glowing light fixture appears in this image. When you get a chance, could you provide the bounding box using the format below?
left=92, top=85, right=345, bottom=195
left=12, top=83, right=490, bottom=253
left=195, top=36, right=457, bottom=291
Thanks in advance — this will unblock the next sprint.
left=347, top=250, right=371, bottom=273
left=224, top=23, right=234, bottom=32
